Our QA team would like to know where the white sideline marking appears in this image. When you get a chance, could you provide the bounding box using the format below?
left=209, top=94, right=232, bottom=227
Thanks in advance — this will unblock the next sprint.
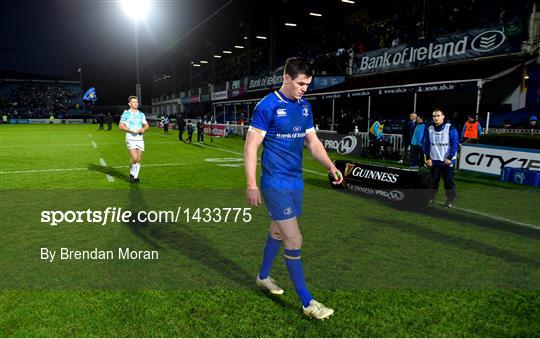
left=1, top=141, right=182, bottom=148
left=302, top=168, right=328, bottom=177
left=0, top=163, right=188, bottom=174
left=99, top=158, right=115, bottom=182
left=0, top=167, right=88, bottom=174
left=91, top=141, right=97, bottom=149
left=437, top=203, right=540, bottom=230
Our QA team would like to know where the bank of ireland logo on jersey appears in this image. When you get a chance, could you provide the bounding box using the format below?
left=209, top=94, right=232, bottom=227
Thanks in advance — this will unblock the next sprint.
left=302, top=105, right=309, bottom=117
left=277, top=108, right=287, bottom=117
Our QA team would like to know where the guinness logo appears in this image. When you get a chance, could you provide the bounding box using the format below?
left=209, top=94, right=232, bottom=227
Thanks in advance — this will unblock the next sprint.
left=344, top=163, right=356, bottom=177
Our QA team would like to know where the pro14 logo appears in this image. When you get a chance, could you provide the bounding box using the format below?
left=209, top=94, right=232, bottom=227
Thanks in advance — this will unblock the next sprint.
left=323, top=136, right=358, bottom=155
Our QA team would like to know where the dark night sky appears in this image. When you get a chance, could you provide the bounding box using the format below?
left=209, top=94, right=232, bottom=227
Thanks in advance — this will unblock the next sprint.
left=1, top=0, right=233, bottom=78
left=1, top=0, right=374, bottom=104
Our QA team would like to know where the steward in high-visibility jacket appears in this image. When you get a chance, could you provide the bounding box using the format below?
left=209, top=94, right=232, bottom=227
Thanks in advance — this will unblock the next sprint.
left=461, top=115, right=483, bottom=142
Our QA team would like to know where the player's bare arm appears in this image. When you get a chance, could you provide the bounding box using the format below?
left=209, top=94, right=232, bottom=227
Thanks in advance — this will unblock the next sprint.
left=305, top=132, right=343, bottom=185
left=138, top=123, right=149, bottom=135
left=244, top=127, right=264, bottom=206
left=119, top=122, right=134, bottom=134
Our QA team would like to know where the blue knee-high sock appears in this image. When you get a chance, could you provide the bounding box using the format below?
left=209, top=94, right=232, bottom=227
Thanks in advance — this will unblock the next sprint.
left=284, top=248, right=313, bottom=307
left=258, top=234, right=282, bottom=280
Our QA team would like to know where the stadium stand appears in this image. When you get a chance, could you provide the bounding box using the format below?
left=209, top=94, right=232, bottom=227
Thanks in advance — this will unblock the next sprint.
left=0, top=76, right=84, bottom=119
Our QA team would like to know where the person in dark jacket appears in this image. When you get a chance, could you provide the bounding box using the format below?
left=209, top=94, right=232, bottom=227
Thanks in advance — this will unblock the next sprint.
left=398, top=112, right=417, bottom=164
left=176, top=113, right=186, bottom=141
left=186, top=120, right=194, bottom=143
left=423, top=108, right=459, bottom=208
left=196, top=119, right=205, bottom=143
left=410, top=115, right=425, bottom=168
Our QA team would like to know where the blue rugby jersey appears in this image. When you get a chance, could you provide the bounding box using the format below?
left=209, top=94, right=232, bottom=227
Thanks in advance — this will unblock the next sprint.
left=250, top=90, right=315, bottom=187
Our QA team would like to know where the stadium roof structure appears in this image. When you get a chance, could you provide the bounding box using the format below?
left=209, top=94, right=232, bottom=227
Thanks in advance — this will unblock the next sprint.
left=212, top=54, right=534, bottom=119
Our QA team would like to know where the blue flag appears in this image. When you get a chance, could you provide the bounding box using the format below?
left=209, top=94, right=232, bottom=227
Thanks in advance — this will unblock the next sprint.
left=83, top=87, right=97, bottom=102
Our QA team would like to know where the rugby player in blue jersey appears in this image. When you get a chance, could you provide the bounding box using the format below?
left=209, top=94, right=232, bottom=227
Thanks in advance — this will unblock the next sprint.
left=119, top=96, right=149, bottom=184
left=244, top=57, right=343, bottom=320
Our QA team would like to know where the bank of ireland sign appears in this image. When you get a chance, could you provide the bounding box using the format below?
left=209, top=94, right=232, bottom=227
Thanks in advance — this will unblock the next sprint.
left=352, top=27, right=516, bottom=75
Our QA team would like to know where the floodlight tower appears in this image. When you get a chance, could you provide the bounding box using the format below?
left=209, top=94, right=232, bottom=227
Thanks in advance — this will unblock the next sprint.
left=121, top=0, right=149, bottom=105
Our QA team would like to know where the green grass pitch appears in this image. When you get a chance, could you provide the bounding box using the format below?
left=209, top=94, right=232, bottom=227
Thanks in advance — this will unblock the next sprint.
left=0, top=124, right=539, bottom=337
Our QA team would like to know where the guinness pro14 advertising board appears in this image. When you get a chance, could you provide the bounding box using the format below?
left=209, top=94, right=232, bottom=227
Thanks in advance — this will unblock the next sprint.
left=329, top=160, right=432, bottom=207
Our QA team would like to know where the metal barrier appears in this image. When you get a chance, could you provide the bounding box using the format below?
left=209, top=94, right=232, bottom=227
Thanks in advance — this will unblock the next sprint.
left=487, top=128, right=540, bottom=135
left=353, top=132, right=403, bottom=154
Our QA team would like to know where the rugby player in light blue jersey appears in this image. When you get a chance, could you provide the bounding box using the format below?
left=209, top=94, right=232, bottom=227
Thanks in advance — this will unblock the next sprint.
left=119, top=96, right=149, bottom=184
left=244, top=57, right=343, bottom=320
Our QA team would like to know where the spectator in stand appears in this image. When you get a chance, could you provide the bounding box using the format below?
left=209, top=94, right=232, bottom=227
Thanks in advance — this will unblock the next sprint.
left=398, top=112, right=417, bottom=164
left=461, top=114, right=483, bottom=143
left=527, top=115, right=538, bottom=130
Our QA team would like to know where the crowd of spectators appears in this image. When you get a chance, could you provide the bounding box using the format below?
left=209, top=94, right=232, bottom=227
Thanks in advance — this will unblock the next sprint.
left=0, top=82, right=82, bottom=119
left=188, top=0, right=530, bottom=92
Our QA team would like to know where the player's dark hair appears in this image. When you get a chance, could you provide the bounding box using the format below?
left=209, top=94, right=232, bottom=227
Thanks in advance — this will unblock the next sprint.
left=284, top=57, right=313, bottom=79
left=128, top=95, right=138, bottom=102
left=433, top=108, right=444, bottom=116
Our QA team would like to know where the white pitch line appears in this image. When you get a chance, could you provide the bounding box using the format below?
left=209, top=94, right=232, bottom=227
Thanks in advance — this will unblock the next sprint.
left=91, top=141, right=97, bottom=149
left=99, top=158, right=115, bottom=182
left=0, top=163, right=188, bottom=174
left=1, top=141, right=183, bottom=149
left=436, top=203, right=540, bottom=230
left=0, top=167, right=88, bottom=174
left=302, top=168, right=328, bottom=177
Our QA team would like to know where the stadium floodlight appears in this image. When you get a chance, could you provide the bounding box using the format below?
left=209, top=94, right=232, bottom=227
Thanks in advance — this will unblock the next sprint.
left=309, top=12, right=322, bottom=17
left=285, top=22, right=297, bottom=27
left=121, top=0, right=149, bottom=22
left=200, top=60, right=208, bottom=64
left=256, top=36, right=267, bottom=40
left=234, top=45, right=244, bottom=49
left=341, top=0, right=355, bottom=3
left=244, top=36, right=248, bottom=40
left=223, top=50, right=232, bottom=54
left=121, top=0, right=150, bottom=106
left=214, top=55, right=222, bottom=58
left=193, top=64, right=201, bottom=67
